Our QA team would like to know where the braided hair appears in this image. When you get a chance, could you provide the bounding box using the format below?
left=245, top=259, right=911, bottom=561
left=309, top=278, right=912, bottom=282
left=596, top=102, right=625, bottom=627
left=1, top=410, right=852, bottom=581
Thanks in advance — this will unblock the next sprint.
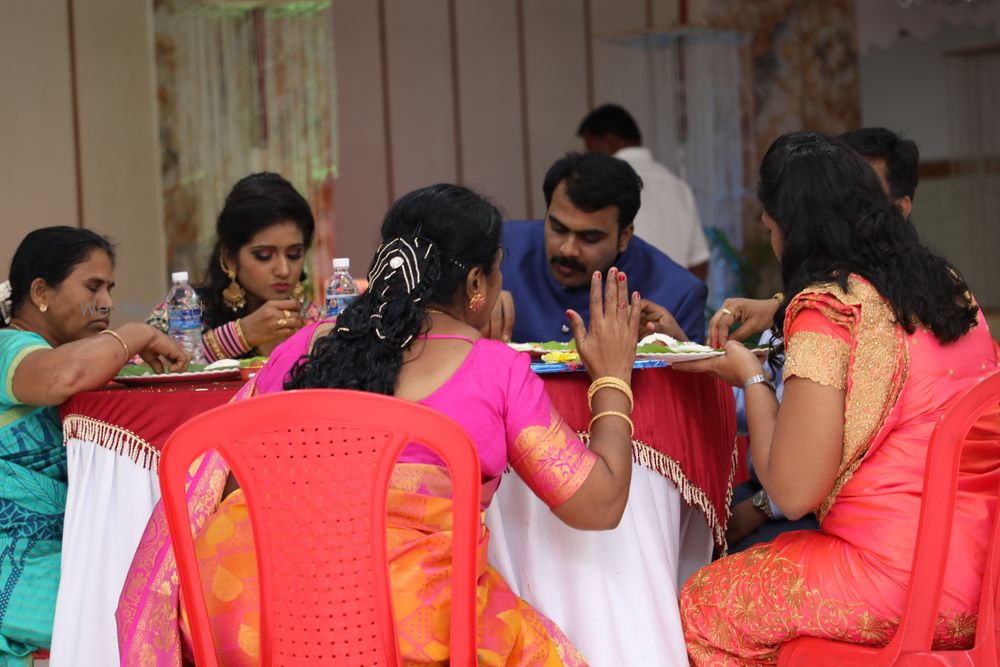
left=285, top=184, right=502, bottom=395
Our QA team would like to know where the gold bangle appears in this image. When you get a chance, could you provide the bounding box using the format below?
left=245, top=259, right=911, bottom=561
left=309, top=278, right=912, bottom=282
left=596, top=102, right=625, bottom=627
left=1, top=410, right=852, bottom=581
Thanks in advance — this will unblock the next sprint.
left=772, top=292, right=785, bottom=305
left=100, top=329, right=129, bottom=360
left=233, top=319, right=251, bottom=351
left=587, top=376, right=634, bottom=412
left=589, top=410, right=634, bottom=438
left=204, top=329, right=226, bottom=361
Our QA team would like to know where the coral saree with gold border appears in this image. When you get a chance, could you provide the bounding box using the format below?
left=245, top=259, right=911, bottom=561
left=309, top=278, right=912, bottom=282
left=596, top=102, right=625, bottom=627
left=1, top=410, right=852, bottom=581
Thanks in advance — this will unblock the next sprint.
left=680, top=276, right=1000, bottom=666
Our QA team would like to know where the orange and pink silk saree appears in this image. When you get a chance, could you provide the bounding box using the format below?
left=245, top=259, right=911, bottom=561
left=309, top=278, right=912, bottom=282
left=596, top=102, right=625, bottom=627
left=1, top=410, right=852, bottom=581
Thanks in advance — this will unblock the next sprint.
left=115, top=325, right=595, bottom=666
left=681, top=276, right=1000, bottom=665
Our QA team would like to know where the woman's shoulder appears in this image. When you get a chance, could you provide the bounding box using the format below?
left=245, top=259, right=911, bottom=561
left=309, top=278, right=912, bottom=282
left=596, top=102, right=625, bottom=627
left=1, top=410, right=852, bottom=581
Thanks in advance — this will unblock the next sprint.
left=0, top=327, right=50, bottom=353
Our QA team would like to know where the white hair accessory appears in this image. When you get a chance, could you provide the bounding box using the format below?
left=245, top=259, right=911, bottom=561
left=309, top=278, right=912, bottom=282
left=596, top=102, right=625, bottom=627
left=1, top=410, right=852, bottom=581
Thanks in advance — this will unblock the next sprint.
left=0, top=281, right=11, bottom=325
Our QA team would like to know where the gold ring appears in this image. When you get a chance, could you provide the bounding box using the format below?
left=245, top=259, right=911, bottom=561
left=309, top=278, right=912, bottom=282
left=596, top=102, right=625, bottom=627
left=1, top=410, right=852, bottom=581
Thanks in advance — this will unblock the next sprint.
left=277, top=318, right=287, bottom=328
left=283, top=310, right=291, bottom=319
left=720, top=308, right=736, bottom=319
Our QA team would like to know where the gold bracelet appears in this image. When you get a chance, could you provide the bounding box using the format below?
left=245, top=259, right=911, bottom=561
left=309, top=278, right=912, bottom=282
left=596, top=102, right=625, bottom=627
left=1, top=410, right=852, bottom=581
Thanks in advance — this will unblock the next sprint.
left=589, top=410, right=634, bottom=438
left=587, top=376, right=634, bottom=412
left=772, top=292, right=785, bottom=305
left=233, top=319, right=251, bottom=351
left=99, top=329, right=129, bottom=360
left=203, top=329, right=226, bottom=361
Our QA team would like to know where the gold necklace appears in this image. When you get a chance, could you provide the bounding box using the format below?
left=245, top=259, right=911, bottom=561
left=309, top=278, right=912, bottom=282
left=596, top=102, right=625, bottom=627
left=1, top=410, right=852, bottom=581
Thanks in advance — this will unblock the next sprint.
left=425, top=307, right=448, bottom=316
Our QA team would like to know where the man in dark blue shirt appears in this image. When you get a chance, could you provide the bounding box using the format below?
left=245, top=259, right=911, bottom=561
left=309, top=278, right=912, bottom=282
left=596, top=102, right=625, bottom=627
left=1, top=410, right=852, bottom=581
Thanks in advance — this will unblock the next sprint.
left=494, top=152, right=707, bottom=344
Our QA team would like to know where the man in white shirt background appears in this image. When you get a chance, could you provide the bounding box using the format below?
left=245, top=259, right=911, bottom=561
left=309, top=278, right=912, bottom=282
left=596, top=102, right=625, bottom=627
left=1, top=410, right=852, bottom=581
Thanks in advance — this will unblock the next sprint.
left=578, top=104, right=710, bottom=281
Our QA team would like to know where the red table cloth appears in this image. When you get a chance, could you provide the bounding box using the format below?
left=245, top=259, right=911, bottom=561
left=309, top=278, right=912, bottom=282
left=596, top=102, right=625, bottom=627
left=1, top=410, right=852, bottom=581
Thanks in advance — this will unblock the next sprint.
left=60, top=368, right=736, bottom=544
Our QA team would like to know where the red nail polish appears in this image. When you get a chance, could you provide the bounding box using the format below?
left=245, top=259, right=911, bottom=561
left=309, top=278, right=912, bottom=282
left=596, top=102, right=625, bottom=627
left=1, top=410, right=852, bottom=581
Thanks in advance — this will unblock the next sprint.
left=593, top=271, right=601, bottom=279
left=618, top=273, right=626, bottom=282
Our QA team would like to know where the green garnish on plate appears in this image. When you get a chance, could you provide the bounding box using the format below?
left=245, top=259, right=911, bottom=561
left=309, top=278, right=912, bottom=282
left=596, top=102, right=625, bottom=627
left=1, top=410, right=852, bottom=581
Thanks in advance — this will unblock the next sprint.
left=116, top=363, right=208, bottom=377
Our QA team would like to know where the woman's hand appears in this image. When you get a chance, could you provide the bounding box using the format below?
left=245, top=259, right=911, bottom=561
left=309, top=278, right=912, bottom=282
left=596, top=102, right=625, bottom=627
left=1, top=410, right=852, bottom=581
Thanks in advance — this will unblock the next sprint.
left=239, top=299, right=305, bottom=348
left=567, top=268, right=641, bottom=382
left=639, top=299, right=687, bottom=341
left=708, top=297, right=780, bottom=348
left=135, top=327, right=191, bottom=374
left=672, top=339, right=763, bottom=388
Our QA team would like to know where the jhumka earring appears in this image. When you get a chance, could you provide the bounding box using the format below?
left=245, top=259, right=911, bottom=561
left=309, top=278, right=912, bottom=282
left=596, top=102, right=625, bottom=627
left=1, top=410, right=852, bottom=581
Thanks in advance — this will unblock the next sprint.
left=220, top=257, right=246, bottom=312
left=468, top=292, right=486, bottom=312
left=292, top=281, right=306, bottom=305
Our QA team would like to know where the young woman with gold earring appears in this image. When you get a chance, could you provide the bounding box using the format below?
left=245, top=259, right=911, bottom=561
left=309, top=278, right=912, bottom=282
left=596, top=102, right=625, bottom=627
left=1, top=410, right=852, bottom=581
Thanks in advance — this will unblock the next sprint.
left=147, top=173, right=323, bottom=360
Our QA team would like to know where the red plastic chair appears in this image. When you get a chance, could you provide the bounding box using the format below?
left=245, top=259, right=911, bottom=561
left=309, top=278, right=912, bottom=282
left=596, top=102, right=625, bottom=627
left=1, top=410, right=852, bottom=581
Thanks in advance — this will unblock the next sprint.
left=778, top=368, right=1000, bottom=666
left=159, top=389, right=481, bottom=667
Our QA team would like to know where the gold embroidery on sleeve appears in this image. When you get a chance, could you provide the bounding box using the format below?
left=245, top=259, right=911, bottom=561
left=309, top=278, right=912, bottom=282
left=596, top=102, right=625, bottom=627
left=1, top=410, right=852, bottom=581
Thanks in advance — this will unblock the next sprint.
left=785, top=276, right=909, bottom=520
left=785, top=331, right=850, bottom=390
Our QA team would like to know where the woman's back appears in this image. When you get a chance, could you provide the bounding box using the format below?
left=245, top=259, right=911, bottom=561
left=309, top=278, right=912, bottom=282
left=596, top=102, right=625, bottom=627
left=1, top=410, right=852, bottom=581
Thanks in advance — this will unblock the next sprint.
left=267, top=323, right=589, bottom=509
left=822, top=304, right=1000, bottom=612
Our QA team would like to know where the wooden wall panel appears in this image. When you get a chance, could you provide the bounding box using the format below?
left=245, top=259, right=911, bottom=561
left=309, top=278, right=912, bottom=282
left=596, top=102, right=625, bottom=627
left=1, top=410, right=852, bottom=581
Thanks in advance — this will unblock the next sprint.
left=332, top=0, right=391, bottom=268
left=384, top=0, right=457, bottom=198
left=0, top=1, right=78, bottom=270
left=453, top=2, right=528, bottom=217
left=521, top=0, right=591, bottom=218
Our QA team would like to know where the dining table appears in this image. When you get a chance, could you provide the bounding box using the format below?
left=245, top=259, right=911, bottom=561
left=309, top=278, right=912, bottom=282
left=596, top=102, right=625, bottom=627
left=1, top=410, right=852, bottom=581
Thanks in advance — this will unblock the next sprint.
left=47, top=361, right=735, bottom=667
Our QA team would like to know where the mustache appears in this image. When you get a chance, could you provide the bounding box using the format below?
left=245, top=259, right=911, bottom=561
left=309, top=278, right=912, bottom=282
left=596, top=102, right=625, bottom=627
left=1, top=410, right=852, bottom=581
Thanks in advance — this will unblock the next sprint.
left=550, top=256, right=586, bottom=273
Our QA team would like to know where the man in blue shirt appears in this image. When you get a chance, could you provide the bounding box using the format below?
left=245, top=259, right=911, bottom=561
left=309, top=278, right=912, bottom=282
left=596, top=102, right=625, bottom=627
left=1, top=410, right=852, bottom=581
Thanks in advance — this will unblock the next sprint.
left=493, top=152, right=707, bottom=344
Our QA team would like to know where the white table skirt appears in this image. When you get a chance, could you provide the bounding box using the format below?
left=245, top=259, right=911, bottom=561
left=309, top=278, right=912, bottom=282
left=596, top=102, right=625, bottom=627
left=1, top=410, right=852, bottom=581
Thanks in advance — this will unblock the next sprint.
left=485, top=463, right=713, bottom=667
left=49, top=443, right=713, bottom=667
left=49, top=438, right=160, bottom=667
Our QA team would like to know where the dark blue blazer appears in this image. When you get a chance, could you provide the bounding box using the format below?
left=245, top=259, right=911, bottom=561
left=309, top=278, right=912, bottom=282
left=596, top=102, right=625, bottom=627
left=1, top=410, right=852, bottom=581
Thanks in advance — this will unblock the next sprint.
left=501, top=220, right=707, bottom=343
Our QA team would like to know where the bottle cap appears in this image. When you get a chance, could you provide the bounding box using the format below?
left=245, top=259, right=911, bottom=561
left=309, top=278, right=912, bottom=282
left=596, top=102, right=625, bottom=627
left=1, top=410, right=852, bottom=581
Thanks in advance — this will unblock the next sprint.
left=332, top=257, right=350, bottom=270
left=171, top=271, right=189, bottom=282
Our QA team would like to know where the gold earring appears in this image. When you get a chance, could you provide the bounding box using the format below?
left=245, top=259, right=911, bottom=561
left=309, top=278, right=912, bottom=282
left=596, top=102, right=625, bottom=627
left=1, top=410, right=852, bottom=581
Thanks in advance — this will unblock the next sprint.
left=39, top=303, right=48, bottom=313
left=220, top=257, right=246, bottom=311
left=292, top=281, right=306, bottom=304
left=468, top=292, right=486, bottom=312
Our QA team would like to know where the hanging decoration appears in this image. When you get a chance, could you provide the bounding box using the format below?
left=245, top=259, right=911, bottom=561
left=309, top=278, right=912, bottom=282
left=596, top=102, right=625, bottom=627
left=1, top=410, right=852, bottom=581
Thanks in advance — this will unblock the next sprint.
left=156, top=0, right=338, bottom=292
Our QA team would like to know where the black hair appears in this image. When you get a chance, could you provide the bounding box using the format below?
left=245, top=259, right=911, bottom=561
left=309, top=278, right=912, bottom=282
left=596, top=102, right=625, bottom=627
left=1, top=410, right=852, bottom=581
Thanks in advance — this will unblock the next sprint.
left=201, top=172, right=315, bottom=329
left=542, top=152, right=643, bottom=231
left=285, top=184, right=502, bottom=395
left=837, top=127, right=919, bottom=201
left=6, top=226, right=116, bottom=324
left=760, top=132, right=976, bottom=357
left=576, top=104, right=642, bottom=144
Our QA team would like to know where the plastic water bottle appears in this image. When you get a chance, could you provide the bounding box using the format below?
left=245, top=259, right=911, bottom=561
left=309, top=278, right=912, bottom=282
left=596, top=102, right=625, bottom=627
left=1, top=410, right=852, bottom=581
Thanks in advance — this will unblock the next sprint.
left=166, top=271, right=206, bottom=364
left=325, top=258, right=359, bottom=320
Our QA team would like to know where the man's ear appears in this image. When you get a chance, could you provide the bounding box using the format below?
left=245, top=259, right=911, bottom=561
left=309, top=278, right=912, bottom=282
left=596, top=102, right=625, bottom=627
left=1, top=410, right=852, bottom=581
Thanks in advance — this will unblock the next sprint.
left=896, top=196, right=912, bottom=220
left=618, top=224, right=634, bottom=253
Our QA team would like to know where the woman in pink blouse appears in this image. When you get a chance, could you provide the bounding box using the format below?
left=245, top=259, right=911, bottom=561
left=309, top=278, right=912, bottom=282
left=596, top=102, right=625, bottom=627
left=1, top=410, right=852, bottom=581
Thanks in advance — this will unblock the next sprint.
left=147, top=172, right=322, bottom=362
left=118, top=184, right=641, bottom=666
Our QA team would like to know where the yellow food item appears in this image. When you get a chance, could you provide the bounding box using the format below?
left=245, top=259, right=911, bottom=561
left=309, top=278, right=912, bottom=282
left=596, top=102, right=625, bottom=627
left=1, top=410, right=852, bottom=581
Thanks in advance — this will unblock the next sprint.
left=540, top=350, right=580, bottom=364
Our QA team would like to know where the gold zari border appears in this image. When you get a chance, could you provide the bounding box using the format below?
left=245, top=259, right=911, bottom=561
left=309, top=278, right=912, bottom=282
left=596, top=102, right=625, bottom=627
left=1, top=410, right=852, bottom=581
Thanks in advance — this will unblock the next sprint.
left=786, top=277, right=909, bottom=521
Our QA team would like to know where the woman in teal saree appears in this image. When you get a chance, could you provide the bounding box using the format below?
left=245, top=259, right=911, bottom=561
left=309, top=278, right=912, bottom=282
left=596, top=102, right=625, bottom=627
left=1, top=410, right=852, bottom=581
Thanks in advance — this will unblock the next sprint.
left=0, top=227, right=189, bottom=665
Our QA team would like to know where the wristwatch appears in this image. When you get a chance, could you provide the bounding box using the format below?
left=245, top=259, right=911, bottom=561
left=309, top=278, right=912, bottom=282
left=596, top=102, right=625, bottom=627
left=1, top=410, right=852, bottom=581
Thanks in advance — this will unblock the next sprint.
left=752, top=489, right=775, bottom=521
left=743, top=373, right=776, bottom=393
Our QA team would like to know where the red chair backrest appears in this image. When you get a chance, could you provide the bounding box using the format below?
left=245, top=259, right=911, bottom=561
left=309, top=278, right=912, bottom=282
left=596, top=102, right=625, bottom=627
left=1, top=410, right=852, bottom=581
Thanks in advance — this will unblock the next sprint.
left=159, top=389, right=482, bottom=667
left=888, top=368, right=1000, bottom=658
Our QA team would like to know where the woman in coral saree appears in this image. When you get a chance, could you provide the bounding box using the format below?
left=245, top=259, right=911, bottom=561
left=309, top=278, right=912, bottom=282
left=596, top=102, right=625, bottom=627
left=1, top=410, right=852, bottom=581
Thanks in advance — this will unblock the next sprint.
left=676, top=131, right=1000, bottom=666
left=117, top=184, right=642, bottom=666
